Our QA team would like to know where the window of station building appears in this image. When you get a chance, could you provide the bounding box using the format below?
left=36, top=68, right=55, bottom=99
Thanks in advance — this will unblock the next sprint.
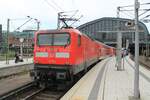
left=102, top=33, right=106, bottom=40
left=99, top=21, right=102, bottom=30
left=78, top=35, right=81, bottom=46
left=96, top=23, right=99, bottom=31
left=112, top=33, right=116, bottom=41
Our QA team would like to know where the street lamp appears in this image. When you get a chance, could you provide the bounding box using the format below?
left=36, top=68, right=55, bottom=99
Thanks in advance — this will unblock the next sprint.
left=34, top=19, right=40, bottom=30
left=6, top=19, right=10, bottom=64
left=19, top=38, right=24, bottom=59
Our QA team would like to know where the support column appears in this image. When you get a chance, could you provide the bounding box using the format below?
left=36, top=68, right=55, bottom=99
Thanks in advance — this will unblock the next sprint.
left=134, top=0, right=140, bottom=98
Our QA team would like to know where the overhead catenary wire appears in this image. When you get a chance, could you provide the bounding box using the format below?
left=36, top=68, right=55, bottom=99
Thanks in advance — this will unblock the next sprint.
left=43, top=0, right=67, bottom=19
left=71, top=0, right=75, bottom=7
left=43, top=0, right=82, bottom=28
left=8, top=18, right=29, bottom=21
left=51, top=0, right=64, bottom=12
left=13, top=18, right=33, bottom=31
left=120, top=2, right=150, bottom=8
left=119, top=6, right=150, bottom=19
left=70, top=15, right=83, bottom=26
left=65, top=10, right=79, bottom=23
left=139, top=9, right=150, bottom=17
left=43, top=0, right=61, bottom=12
left=70, top=10, right=79, bottom=19
left=140, top=14, right=150, bottom=20
left=120, top=11, right=134, bottom=18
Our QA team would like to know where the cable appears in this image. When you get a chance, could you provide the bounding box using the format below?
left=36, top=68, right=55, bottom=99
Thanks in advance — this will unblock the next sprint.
left=71, top=0, right=75, bottom=7
left=70, top=10, right=79, bottom=19
left=120, top=11, right=134, bottom=18
left=70, top=15, right=83, bottom=26
left=140, top=14, right=150, bottom=20
left=9, top=18, right=28, bottom=21
left=139, top=9, right=150, bottom=17
left=14, top=18, right=32, bottom=31
left=51, top=0, right=64, bottom=11
left=43, top=0, right=60, bottom=12
left=120, top=2, right=150, bottom=8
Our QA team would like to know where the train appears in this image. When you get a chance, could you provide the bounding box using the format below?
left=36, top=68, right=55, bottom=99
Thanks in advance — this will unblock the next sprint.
left=31, top=28, right=115, bottom=86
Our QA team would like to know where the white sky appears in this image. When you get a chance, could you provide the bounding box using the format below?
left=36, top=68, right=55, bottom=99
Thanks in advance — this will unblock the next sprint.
left=0, top=0, right=150, bottom=32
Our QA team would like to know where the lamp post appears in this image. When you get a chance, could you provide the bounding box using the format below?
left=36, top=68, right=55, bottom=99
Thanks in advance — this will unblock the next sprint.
left=19, top=38, right=24, bottom=59
left=6, top=19, right=10, bottom=64
left=34, top=19, right=40, bottom=30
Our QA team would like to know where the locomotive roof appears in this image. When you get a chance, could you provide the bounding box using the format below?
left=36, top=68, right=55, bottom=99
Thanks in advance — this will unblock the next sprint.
left=36, top=28, right=82, bottom=35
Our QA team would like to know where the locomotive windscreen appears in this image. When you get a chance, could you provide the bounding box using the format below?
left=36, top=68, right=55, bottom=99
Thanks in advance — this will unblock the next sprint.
left=37, top=33, right=70, bottom=46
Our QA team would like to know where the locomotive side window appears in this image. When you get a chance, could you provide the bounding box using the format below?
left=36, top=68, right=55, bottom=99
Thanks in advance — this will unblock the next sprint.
left=78, top=35, right=81, bottom=46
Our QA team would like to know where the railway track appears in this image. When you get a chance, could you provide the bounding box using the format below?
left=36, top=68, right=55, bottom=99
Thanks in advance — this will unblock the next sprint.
left=22, top=87, right=64, bottom=100
left=0, top=60, right=101, bottom=100
left=130, top=55, right=150, bottom=70
left=0, top=81, right=69, bottom=100
left=0, top=82, right=35, bottom=100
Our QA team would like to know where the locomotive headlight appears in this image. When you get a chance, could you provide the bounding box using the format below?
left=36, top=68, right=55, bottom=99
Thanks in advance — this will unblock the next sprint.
left=56, top=52, right=70, bottom=58
left=36, top=52, right=48, bottom=57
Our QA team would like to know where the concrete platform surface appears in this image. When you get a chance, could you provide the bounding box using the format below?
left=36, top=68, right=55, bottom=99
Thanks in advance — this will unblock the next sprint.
left=61, top=56, right=150, bottom=100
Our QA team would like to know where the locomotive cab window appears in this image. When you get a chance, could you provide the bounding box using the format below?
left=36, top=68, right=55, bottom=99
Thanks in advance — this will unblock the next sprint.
left=78, top=35, right=81, bottom=46
left=37, top=32, right=70, bottom=46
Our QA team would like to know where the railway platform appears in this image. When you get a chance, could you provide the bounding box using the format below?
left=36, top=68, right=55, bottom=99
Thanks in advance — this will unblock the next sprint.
left=61, top=56, right=150, bottom=100
left=0, top=58, right=33, bottom=96
left=0, top=58, right=33, bottom=68
left=0, top=58, right=33, bottom=79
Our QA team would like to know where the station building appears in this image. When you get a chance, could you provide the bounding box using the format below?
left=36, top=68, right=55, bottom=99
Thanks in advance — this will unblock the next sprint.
left=77, top=17, right=150, bottom=55
left=77, top=17, right=149, bottom=46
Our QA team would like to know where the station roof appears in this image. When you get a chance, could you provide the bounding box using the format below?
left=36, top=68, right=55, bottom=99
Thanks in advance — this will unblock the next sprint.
left=77, top=17, right=149, bottom=34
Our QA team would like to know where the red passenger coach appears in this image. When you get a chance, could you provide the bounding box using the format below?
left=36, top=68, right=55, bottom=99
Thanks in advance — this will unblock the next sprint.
left=32, top=28, right=115, bottom=85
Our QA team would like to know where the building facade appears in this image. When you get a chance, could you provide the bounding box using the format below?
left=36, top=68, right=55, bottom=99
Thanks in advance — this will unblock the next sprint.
left=77, top=17, right=149, bottom=47
left=0, top=30, right=34, bottom=55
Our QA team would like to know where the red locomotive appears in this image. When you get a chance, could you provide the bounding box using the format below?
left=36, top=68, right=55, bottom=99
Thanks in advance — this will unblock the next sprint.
left=31, top=28, right=115, bottom=85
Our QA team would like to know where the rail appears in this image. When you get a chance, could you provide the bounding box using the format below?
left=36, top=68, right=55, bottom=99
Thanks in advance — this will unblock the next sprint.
left=0, top=81, right=35, bottom=100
